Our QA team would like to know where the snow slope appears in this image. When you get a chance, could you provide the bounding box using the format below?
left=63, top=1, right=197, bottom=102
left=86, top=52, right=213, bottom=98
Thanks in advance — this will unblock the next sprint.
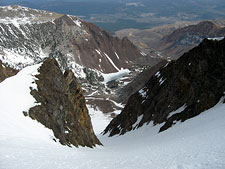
left=0, top=64, right=225, bottom=169
left=0, top=64, right=55, bottom=141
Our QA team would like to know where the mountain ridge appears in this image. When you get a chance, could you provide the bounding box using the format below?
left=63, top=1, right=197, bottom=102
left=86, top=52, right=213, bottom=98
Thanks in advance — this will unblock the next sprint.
left=104, top=38, right=225, bottom=136
left=0, top=5, right=154, bottom=74
left=116, top=20, right=225, bottom=60
left=160, top=21, right=225, bottom=59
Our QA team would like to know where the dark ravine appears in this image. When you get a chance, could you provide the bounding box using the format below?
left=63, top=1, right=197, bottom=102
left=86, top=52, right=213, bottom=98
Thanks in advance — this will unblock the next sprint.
left=26, top=58, right=101, bottom=147
left=104, top=38, right=225, bottom=136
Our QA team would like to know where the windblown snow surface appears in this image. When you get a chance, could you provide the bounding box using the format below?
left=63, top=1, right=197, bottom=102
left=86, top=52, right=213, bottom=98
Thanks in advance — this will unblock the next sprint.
left=0, top=64, right=225, bottom=169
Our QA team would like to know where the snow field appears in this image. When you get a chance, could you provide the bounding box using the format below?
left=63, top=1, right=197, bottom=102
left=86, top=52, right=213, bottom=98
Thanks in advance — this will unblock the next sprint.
left=0, top=64, right=55, bottom=141
left=0, top=64, right=225, bottom=169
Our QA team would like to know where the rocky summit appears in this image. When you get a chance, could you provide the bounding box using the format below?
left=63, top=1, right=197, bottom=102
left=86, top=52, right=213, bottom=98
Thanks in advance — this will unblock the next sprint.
left=26, top=58, right=101, bottom=147
left=104, top=38, right=225, bottom=136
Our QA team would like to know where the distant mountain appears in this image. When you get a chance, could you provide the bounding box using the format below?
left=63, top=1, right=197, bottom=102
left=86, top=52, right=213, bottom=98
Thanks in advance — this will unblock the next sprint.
left=160, top=21, right=225, bottom=59
left=104, top=38, right=225, bottom=136
left=116, top=21, right=225, bottom=60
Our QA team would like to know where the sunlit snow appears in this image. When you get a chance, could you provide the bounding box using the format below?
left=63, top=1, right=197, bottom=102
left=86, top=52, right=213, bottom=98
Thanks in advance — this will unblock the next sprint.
left=0, top=64, right=55, bottom=141
left=207, top=37, right=224, bottom=41
left=102, top=69, right=130, bottom=84
left=0, top=64, right=225, bottom=169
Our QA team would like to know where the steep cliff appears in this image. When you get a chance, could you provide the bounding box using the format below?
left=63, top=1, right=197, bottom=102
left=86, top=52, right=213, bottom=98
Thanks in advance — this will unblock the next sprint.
left=27, top=58, right=101, bottom=147
left=104, top=38, right=225, bottom=136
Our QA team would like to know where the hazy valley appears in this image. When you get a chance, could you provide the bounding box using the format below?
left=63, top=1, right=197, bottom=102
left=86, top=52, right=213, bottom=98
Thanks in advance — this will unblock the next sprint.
left=1, top=0, right=225, bottom=33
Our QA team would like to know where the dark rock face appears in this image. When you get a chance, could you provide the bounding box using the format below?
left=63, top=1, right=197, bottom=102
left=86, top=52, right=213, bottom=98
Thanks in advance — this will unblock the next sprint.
left=104, top=38, right=225, bottom=136
left=0, top=60, right=18, bottom=82
left=27, top=58, right=101, bottom=147
left=160, top=21, right=225, bottom=59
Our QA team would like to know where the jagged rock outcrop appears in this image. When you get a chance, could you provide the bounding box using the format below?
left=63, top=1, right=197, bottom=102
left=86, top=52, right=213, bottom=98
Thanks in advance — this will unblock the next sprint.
left=104, top=38, right=225, bottom=136
left=26, top=58, right=101, bottom=147
left=0, top=60, right=18, bottom=82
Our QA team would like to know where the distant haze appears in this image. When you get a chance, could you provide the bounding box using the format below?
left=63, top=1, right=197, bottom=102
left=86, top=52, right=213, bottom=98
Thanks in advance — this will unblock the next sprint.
left=1, top=0, right=224, bottom=33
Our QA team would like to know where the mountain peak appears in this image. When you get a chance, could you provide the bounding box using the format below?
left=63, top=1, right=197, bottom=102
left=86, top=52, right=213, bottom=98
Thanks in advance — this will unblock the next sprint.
left=54, top=14, right=82, bottom=27
left=0, top=5, right=63, bottom=25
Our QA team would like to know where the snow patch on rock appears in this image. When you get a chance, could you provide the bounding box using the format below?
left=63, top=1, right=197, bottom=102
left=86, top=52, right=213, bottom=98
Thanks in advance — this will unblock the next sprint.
left=155, top=71, right=161, bottom=78
left=104, top=52, right=120, bottom=71
left=207, top=37, right=224, bottom=41
left=167, top=104, right=187, bottom=119
left=139, top=88, right=147, bottom=98
left=115, top=52, right=120, bottom=59
left=132, top=115, right=144, bottom=129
